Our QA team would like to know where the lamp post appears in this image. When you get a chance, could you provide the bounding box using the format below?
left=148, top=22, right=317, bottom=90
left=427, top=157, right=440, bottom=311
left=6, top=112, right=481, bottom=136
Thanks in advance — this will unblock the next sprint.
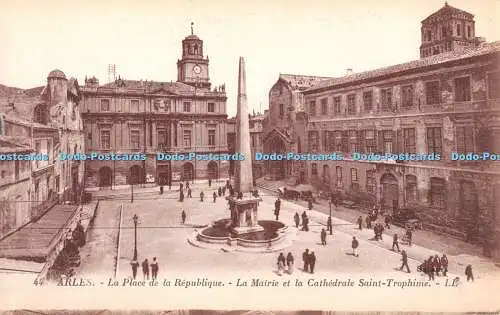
left=329, top=200, right=333, bottom=235
left=132, top=214, right=138, bottom=261
left=131, top=182, right=134, bottom=203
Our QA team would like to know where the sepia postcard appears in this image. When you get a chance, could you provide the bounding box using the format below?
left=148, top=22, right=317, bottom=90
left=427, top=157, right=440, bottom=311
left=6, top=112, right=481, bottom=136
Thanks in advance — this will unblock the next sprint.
left=0, top=0, right=499, bottom=312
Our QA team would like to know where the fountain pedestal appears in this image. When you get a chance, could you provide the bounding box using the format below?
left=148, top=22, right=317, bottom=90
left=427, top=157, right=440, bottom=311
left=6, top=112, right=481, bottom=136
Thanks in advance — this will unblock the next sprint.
left=227, top=196, right=264, bottom=234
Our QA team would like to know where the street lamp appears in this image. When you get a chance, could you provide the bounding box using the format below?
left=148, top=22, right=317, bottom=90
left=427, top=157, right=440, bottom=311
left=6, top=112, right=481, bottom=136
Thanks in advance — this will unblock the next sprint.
left=131, top=182, right=134, bottom=203
left=329, top=200, right=333, bottom=235
left=132, top=214, right=139, bottom=261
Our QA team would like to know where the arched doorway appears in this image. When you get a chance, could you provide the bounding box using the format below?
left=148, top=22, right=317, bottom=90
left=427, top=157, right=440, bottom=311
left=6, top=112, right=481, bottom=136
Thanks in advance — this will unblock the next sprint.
left=207, top=162, right=218, bottom=180
left=157, top=163, right=171, bottom=186
left=182, top=162, right=194, bottom=181
left=129, top=165, right=143, bottom=185
left=267, top=137, right=286, bottom=180
left=99, top=167, right=113, bottom=188
left=381, top=173, right=399, bottom=213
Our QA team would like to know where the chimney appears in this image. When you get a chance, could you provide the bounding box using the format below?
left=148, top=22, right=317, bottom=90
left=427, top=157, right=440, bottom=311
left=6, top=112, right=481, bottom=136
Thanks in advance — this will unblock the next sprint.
left=346, top=68, right=353, bottom=76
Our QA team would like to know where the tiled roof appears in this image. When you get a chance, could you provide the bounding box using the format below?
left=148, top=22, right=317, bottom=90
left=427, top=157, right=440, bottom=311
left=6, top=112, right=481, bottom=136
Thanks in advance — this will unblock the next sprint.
left=422, top=3, right=473, bottom=23
left=279, top=74, right=332, bottom=91
left=306, top=41, right=500, bottom=93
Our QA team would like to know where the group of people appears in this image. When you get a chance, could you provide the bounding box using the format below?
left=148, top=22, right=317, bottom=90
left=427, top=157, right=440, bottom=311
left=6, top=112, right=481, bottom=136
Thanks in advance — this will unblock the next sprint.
left=293, top=211, right=310, bottom=231
left=419, top=254, right=449, bottom=280
left=130, top=257, right=159, bottom=280
left=302, top=249, right=317, bottom=273
left=276, top=252, right=295, bottom=275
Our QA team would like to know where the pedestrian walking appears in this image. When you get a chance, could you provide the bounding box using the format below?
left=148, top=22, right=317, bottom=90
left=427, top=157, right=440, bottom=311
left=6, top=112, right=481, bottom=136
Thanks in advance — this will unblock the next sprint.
left=187, top=188, right=192, bottom=198
left=441, top=254, right=448, bottom=276
left=427, top=256, right=435, bottom=280
left=130, top=259, right=139, bottom=279
left=286, top=252, right=294, bottom=274
left=142, top=258, right=149, bottom=280
left=465, top=264, right=474, bottom=281
left=399, top=250, right=410, bottom=273
left=160, top=186, right=164, bottom=195
left=433, top=255, right=441, bottom=276
left=357, top=216, right=363, bottom=230
left=366, top=216, right=372, bottom=229
left=373, top=225, right=379, bottom=240
left=352, top=236, right=359, bottom=257
left=294, top=212, right=300, bottom=228
left=213, top=192, right=217, bottom=203
left=277, top=252, right=286, bottom=275
left=200, top=191, right=204, bottom=202
left=327, top=216, right=333, bottom=234
left=150, top=257, right=159, bottom=280
left=186, top=182, right=190, bottom=191
left=303, top=216, right=309, bottom=232
left=218, top=187, right=222, bottom=197
left=179, top=190, right=184, bottom=202
left=302, top=249, right=310, bottom=272
left=407, top=228, right=413, bottom=246
left=180, top=183, right=183, bottom=191
left=222, top=186, right=226, bottom=195
left=181, top=210, right=186, bottom=224
left=274, top=208, right=280, bottom=221
left=384, top=215, right=391, bottom=229
left=308, top=199, right=313, bottom=210
left=378, top=223, right=384, bottom=240
left=309, top=252, right=316, bottom=274
left=169, top=182, right=172, bottom=190
left=321, top=228, right=327, bottom=245
left=275, top=198, right=281, bottom=213
left=208, top=179, right=212, bottom=187
left=392, top=233, right=400, bottom=252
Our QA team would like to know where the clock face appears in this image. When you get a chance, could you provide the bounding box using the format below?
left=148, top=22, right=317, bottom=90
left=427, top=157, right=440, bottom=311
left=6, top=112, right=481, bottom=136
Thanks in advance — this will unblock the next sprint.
left=193, top=65, right=202, bottom=74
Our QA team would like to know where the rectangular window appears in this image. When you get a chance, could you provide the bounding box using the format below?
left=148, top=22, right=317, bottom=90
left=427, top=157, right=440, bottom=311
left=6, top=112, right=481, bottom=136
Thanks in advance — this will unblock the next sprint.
left=381, top=88, right=392, bottom=111
left=336, top=166, right=342, bottom=187
left=100, top=130, right=110, bottom=149
left=321, top=98, right=328, bottom=115
left=454, top=77, right=471, bottom=102
left=55, top=176, right=60, bottom=193
left=131, top=100, right=140, bottom=112
left=427, top=30, right=432, bottom=42
left=402, top=85, right=413, bottom=107
left=347, top=94, right=356, bottom=114
left=100, top=99, right=110, bottom=112
left=365, top=130, right=376, bottom=153
left=333, top=96, right=341, bottom=114
left=363, top=91, right=373, bottom=111
left=309, top=101, right=316, bottom=117
left=279, top=104, right=284, bottom=117
left=157, top=129, right=168, bottom=147
left=427, top=127, right=442, bottom=155
left=383, top=131, right=392, bottom=153
left=183, top=102, right=191, bottom=112
left=333, top=131, right=342, bottom=152
left=430, top=177, right=446, bottom=208
left=311, top=163, right=318, bottom=176
left=130, top=130, right=140, bottom=149
left=488, top=72, right=500, bottom=99
left=308, top=131, right=319, bottom=151
left=183, top=130, right=192, bottom=148
left=348, top=130, right=358, bottom=153
left=403, top=128, right=416, bottom=153
left=467, top=25, right=471, bottom=38
left=208, top=130, right=216, bottom=147
left=425, top=81, right=440, bottom=105
left=350, top=168, right=358, bottom=182
left=456, top=23, right=461, bottom=36
left=208, top=103, right=215, bottom=113
left=456, top=126, right=474, bottom=153
left=366, top=170, right=376, bottom=194
left=406, top=175, right=418, bottom=203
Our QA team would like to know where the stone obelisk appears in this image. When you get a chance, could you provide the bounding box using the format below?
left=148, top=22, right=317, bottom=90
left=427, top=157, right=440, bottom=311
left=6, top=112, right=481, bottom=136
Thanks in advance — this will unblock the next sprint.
left=227, top=57, right=263, bottom=234
left=235, top=57, right=253, bottom=193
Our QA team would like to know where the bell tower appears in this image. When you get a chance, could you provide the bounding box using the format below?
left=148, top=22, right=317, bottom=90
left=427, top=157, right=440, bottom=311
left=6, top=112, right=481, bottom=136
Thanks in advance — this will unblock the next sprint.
left=177, top=23, right=211, bottom=89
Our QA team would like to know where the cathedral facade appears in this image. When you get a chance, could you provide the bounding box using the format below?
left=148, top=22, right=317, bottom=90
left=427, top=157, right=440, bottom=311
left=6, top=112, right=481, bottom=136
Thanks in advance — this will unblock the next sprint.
left=80, top=30, right=229, bottom=188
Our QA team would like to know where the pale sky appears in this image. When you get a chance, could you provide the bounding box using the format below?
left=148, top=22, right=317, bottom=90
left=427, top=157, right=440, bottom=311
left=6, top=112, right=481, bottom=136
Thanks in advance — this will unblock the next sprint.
left=1, top=0, right=499, bottom=117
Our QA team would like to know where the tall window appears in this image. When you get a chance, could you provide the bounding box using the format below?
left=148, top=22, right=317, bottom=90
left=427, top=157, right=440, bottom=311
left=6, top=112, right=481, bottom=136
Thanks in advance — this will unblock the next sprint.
left=348, top=130, right=358, bottom=153
left=488, top=72, right=500, bottom=99
left=381, top=88, right=392, bottom=111
left=454, top=77, right=471, bottom=102
left=350, top=168, right=359, bottom=190
left=456, top=23, right=461, bottom=36
left=427, top=127, right=442, bottom=155
left=365, top=130, right=376, bottom=153
left=456, top=126, right=474, bottom=153
left=157, top=129, right=168, bottom=148
left=183, top=102, right=191, bottom=112
left=429, top=177, right=446, bottom=208
left=347, top=94, right=356, bottom=114
left=401, top=85, right=413, bottom=107
left=333, top=131, right=342, bottom=152
left=100, top=99, right=110, bottom=112
left=309, top=101, right=316, bottom=117
left=363, top=91, right=373, bottom=111
left=403, top=128, right=416, bottom=153
left=405, top=175, right=417, bottom=203
left=130, top=130, right=140, bottom=149
left=366, top=170, right=376, bottom=194
left=208, top=130, right=216, bottom=147
left=467, top=25, right=472, bottom=38
left=427, top=30, right=432, bottom=42
left=336, top=166, right=342, bottom=187
left=322, top=165, right=330, bottom=183
left=425, top=81, right=440, bottom=105
left=308, top=131, right=319, bottom=151
left=279, top=104, right=284, bottom=117
left=208, top=103, right=215, bottom=113
left=311, top=163, right=318, bottom=176
left=383, top=131, right=392, bottom=153
left=100, top=130, right=110, bottom=149
left=183, top=130, right=192, bottom=148
left=460, top=181, right=477, bottom=214
left=321, top=98, right=328, bottom=115
left=131, top=100, right=140, bottom=112
left=333, top=96, right=341, bottom=114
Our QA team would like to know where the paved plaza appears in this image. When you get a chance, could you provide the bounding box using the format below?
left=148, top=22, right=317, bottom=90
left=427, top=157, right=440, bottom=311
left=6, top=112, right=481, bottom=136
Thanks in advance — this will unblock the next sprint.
left=75, top=181, right=500, bottom=287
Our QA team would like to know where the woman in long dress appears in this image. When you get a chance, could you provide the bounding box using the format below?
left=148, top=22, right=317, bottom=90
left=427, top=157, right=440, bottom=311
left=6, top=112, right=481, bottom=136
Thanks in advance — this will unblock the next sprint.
left=277, top=253, right=286, bottom=275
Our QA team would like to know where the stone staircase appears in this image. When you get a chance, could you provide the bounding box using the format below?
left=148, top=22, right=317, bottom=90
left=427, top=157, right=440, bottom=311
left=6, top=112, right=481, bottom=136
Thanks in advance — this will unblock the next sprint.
left=255, top=178, right=285, bottom=193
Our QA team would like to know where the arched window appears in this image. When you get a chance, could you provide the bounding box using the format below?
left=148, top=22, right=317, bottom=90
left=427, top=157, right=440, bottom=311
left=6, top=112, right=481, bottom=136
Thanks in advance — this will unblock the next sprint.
left=33, top=104, right=48, bottom=124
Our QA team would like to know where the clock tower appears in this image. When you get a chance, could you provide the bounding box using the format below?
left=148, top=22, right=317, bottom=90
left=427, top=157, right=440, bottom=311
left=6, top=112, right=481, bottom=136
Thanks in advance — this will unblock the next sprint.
left=177, top=23, right=211, bottom=89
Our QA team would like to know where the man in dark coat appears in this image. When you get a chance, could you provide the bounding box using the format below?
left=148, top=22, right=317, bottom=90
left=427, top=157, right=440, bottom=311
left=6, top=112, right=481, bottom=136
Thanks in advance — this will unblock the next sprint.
left=186, top=182, right=190, bottom=190
left=308, top=199, right=313, bottom=210
left=465, top=264, right=474, bottom=281
left=187, top=188, right=192, bottom=198
left=384, top=215, right=391, bottom=228
left=392, top=233, right=400, bottom=252
left=399, top=250, right=410, bottom=273
left=302, top=216, right=309, bottom=232
left=180, top=183, right=183, bottom=191
left=357, top=216, right=363, bottom=230
left=179, top=190, right=184, bottom=202
left=427, top=256, right=435, bottom=280
left=302, top=249, right=310, bottom=272
left=208, top=179, right=212, bottom=187
left=275, top=198, right=281, bottom=213
left=131, top=259, right=139, bottom=279
left=150, top=257, right=159, bottom=280
left=218, top=187, right=222, bottom=197
left=142, top=258, right=149, bottom=280
left=327, top=216, right=333, bottom=234
left=441, top=254, right=449, bottom=276
left=200, top=191, right=204, bottom=202
left=352, top=236, right=359, bottom=257
left=160, top=185, right=164, bottom=195
left=294, top=212, right=300, bottom=228
left=274, top=208, right=280, bottom=220
left=308, top=252, right=316, bottom=274
left=181, top=210, right=186, bottom=224
left=320, top=228, right=327, bottom=246
left=366, top=216, right=372, bottom=229
left=213, top=192, right=217, bottom=203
